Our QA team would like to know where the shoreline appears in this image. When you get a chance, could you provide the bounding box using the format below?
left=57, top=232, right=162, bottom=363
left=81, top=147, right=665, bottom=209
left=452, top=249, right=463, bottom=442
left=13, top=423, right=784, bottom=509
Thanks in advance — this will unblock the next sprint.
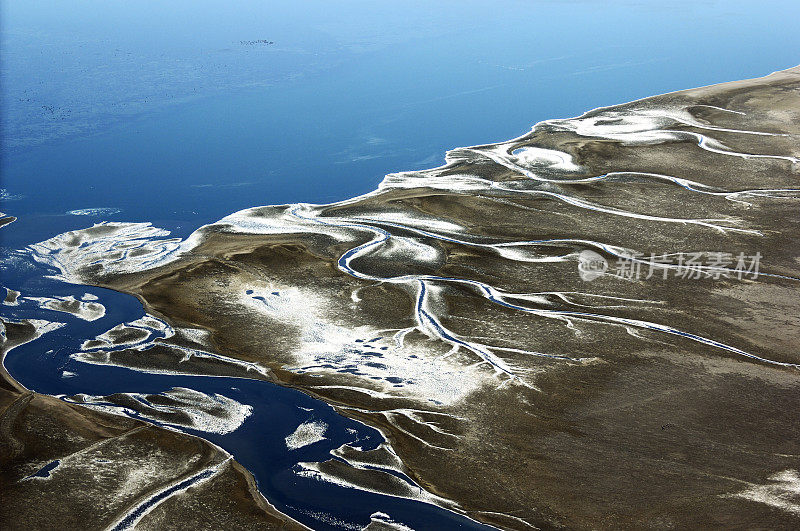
left=8, top=65, right=800, bottom=528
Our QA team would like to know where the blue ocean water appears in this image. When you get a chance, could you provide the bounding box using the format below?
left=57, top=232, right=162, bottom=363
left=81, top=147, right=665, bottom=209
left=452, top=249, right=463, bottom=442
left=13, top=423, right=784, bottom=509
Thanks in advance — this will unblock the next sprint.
left=2, top=1, right=800, bottom=528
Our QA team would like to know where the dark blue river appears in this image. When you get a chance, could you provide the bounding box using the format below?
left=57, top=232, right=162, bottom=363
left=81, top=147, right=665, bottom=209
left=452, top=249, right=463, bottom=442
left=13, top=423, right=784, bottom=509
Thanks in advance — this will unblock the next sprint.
left=1, top=256, right=494, bottom=530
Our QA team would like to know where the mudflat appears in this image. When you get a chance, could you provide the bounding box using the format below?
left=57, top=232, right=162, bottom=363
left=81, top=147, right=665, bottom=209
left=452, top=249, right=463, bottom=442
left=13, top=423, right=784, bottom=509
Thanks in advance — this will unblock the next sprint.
left=24, top=66, right=800, bottom=528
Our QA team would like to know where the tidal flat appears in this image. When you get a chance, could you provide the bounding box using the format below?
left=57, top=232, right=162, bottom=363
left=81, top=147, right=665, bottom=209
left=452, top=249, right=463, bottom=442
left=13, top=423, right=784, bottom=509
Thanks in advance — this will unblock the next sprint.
left=0, top=319, right=306, bottom=529
left=5, top=66, right=800, bottom=528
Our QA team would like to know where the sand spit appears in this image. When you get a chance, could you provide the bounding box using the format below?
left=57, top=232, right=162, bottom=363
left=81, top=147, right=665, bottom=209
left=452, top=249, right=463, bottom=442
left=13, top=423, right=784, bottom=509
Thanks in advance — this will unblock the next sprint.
left=25, top=66, right=800, bottom=528
left=64, top=387, right=254, bottom=435
left=73, top=314, right=274, bottom=381
left=285, top=420, right=328, bottom=450
left=3, top=288, right=21, bottom=306
left=25, top=294, right=106, bottom=321
left=364, top=512, right=415, bottom=531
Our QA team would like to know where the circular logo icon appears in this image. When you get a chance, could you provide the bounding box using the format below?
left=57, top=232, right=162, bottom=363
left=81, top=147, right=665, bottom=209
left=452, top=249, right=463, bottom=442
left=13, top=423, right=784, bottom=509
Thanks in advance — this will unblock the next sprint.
left=578, top=250, right=608, bottom=281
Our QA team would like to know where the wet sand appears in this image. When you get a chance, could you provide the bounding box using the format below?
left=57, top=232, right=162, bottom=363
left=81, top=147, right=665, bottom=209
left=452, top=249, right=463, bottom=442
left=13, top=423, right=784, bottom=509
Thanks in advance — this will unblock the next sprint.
left=21, top=66, right=800, bottom=527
